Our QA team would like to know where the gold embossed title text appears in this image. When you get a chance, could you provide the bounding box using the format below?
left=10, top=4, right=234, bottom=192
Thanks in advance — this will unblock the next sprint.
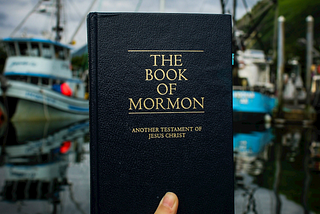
left=128, top=52, right=204, bottom=114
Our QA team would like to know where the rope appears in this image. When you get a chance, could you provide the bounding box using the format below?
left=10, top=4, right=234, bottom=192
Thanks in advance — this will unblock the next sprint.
left=41, top=89, right=50, bottom=120
left=10, top=0, right=43, bottom=37
left=135, top=0, right=143, bottom=12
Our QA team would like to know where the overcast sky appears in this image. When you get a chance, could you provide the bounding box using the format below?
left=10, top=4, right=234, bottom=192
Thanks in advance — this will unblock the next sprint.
left=0, top=0, right=259, bottom=50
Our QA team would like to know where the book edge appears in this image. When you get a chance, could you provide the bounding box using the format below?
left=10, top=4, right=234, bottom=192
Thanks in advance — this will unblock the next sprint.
left=87, top=12, right=99, bottom=214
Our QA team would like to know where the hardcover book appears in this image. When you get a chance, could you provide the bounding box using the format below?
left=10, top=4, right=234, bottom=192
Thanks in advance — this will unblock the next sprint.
left=87, top=13, right=233, bottom=214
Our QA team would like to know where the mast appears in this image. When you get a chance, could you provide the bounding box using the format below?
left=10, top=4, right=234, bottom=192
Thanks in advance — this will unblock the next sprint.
left=233, top=0, right=237, bottom=30
left=54, top=0, right=63, bottom=42
left=220, top=0, right=225, bottom=14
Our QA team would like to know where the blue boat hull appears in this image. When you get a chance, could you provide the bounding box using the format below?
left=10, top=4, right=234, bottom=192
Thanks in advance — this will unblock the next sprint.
left=233, top=91, right=276, bottom=122
left=233, top=129, right=273, bottom=156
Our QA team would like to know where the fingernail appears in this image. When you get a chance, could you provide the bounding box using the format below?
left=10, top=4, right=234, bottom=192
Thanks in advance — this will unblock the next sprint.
left=162, top=192, right=175, bottom=208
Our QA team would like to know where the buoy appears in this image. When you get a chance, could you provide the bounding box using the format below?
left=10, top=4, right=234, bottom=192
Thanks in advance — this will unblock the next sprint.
left=60, top=141, right=72, bottom=154
left=61, top=82, right=72, bottom=96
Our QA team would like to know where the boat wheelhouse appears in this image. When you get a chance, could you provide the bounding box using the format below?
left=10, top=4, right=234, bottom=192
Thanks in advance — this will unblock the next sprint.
left=0, top=38, right=89, bottom=121
left=233, top=49, right=276, bottom=123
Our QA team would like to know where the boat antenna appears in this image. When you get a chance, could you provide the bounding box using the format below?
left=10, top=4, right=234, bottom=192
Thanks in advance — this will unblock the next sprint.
left=10, top=0, right=43, bottom=37
left=54, top=0, right=63, bottom=42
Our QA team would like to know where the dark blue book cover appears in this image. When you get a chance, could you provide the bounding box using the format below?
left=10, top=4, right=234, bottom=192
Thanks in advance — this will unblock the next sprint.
left=87, top=13, right=233, bottom=214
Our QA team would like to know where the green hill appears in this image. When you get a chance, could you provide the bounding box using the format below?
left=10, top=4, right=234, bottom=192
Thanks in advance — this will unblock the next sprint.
left=237, top=0, right=320, bottom=65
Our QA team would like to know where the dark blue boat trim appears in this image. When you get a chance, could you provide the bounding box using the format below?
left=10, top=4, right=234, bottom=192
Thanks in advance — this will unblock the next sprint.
left=5, top=72, right=82, bottom=83
left=2, top=37, right=72, bottom=49
left=68, top=105, right=89, bottom=112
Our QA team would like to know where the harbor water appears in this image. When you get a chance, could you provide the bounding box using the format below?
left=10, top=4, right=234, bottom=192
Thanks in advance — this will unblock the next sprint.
left=0, top=119, right=320, bottom=213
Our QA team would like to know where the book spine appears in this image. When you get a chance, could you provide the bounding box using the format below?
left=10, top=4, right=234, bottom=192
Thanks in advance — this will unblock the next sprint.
left=87, top=12, right=98, bottom=214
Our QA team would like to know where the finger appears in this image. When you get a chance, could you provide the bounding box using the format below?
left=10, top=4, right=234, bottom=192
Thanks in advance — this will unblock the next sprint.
left=154, top=192, right=179, bottom=214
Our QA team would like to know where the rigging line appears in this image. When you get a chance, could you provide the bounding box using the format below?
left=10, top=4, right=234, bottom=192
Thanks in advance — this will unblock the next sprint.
left=251, top=0, right=274, bottom=20
left=69, top=0, right=97, bottom=44
left=232, top=0, right=237, bottom=32
left=10, top=0, right=43, bottom=37
left=41, top=4, right=51, bottom=35
left=41, top=90, right=50, bottom=120
left=62, top=0, right=68, bottom=43
left=68, top=0, right=83, bottom=19
left=225, top=0, right=229, bottom=7
left=198, top=0, right=206, bottom=12
left=97, top=0, right=103, bottom=11
left=68, top=184, right=87, bottom=214
left=241, top=0, right=254, bottom=28
left=220, top=0, right=226, bottom=14
left=241, top=0, right=249, bottom=14
left=222, top=0, right=230, bottom=14
left=135, top=0, right=143, bottom=12
left=49, top=0, right=55, bottom=40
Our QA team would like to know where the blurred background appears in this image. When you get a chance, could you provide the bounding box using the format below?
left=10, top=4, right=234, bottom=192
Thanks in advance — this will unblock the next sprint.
left=0, top=0, right=320, bottom=213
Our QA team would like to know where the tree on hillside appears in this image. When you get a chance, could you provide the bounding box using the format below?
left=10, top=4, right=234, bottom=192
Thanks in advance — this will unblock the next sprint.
left=237, top=0, right=320, bottom=69
left=71, top=54, right=88, bottom=73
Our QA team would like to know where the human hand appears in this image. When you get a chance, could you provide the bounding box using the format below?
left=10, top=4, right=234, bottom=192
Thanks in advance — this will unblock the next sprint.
left=154, top=192, right=179, bottom=214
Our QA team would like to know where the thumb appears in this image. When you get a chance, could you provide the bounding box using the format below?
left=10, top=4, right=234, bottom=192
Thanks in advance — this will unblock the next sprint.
left=154, top=192, right=179, bottom=214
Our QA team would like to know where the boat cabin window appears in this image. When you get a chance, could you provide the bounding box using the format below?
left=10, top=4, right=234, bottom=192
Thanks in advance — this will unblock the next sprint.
left=18, top=42, right=28, bottom=56
left=30, top=43, right=40, bottom=57
left=52, top=79, right=61, bottom=85
left=7, top=75, right=28, bottom=82
left=41, top=77, right=49, bottom=85
left=30, top=76, right=38, bottom=85
left=7, top=42, right=16, bottom=56
left=54, top=45, right=65, bottom=60
left=42, top=43, right=52, bottom=59
left=6, top=74, right=53, bottom=87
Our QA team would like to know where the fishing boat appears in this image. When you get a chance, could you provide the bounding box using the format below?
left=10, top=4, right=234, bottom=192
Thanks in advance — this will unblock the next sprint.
left=233, top=49, right=276, bottom=123
left=0, top=38, right=88, bottom=121
left=0, top=0, right=89, bottom=121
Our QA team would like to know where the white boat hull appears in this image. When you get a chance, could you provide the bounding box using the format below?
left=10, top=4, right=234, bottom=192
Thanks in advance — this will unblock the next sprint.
left=0, top=80, right=89, bottom=121
left=11, top=98, right=88, bottom=121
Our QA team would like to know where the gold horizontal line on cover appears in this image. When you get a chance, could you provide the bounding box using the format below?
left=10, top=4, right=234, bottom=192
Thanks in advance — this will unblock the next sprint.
left=128, top=50, right=204, bottom=52
left=129, top=111, right=205, bottom=115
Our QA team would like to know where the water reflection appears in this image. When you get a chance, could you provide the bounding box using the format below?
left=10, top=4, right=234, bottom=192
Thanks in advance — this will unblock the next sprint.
left=235, top=123, right=320, bottom=214
left=234, top=123, right=273, bottom=176
left=0, top=120, right=89, bottom=214
left=1, top=120, right=320, bottom=213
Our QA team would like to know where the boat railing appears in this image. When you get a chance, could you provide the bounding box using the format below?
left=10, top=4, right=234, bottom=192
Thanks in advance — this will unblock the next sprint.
left=233, top=85, right=274, bottom=95
left=4, top=74, right=88, bottom=99
left=6, top=75, right=60, bottom=88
